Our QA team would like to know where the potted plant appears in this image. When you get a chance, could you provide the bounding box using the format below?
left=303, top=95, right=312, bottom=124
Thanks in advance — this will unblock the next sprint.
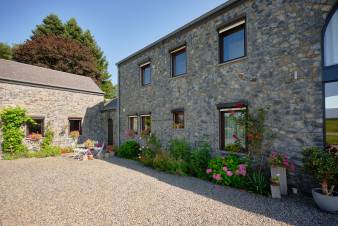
left=69, top=130, right=80, bottom=147
left=268, top=151, right=294, bottom=195
left=303, top=147, right=338, bottom=212
left=87, top=149, right=94, bottom=160
left=270, top=175, right=281, bottom=199
left=84, top=139, right=94, bottom=150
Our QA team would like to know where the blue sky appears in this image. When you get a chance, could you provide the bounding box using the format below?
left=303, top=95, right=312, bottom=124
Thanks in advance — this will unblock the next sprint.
left=0, top=0, right=225, bottom=84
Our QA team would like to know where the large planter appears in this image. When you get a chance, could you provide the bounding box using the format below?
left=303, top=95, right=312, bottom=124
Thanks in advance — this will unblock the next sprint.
left=271, top=166, right=287, bottom=195
left=312, top=188, right=338, bottom=213
left=271, top=185, right=281, bottom=199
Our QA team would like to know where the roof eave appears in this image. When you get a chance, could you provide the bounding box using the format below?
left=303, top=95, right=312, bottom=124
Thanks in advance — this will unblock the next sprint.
left=116, top=0, right=241, bottom=66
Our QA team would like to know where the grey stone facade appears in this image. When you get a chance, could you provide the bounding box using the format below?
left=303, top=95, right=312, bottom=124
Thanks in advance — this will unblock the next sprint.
left=118, top=0, right=337, bottom=173
left=0, top=82, right=104, bottom=148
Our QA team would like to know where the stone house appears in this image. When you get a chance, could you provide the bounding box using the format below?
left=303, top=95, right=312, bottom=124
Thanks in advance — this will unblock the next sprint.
left=116, top=0, right=338, bottom=173
left=0, top=59, right=112, bottom=148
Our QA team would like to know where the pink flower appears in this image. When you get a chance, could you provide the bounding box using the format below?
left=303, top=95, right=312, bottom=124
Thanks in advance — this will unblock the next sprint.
left=206, top=168, right=212, bottom=174
left=222, top=166, right=228, bottom=172
left=213, top=174, right=222, bottom=181
left=238, top=164, right=247, bottom=176
left=232, top=134, right=239, bottom=140
left=226, top=171, right=233, bottom=177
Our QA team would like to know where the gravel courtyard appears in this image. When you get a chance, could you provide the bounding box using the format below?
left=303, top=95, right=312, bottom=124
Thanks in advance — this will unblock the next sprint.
left=0, top=157, right=337, bottom=226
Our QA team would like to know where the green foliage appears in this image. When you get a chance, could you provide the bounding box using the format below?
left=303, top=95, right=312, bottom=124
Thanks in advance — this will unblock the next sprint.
left=27, top=146, right=61, bottom=158
left=29, top=14, right=114, bottom=98
left=246, top=171, right=270, bottom=195
left=0, top=107, right=33, bottom=153
left=189, top=141, right=211, bottom=178
left=153, top=150, right=189, bottom=176
left=224, top=143, right=241, bottom=153
left=207, top=155, right=250, bottom=189
left=0, top=42, right=12, bottom=60
left=139, top=134, right=161, bottom=166
left=117, top=140, right=140, bottom=159
left=41, top=128, right=54, bottom=149
left=169, top=138, right=191, bottom=161
left=303, top=147, right=338, bottom=195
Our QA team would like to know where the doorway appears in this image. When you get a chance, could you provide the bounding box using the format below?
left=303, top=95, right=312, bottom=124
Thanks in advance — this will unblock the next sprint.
left=108, top=118, right=113, bottom=145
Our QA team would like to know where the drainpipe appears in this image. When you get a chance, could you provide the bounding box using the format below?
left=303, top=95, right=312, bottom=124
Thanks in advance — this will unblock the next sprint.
left=117, top=66, right=120, bottom=147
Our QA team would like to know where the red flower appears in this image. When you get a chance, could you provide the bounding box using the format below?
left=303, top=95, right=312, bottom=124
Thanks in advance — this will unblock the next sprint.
left=247, top=133, right=254, bottom=141
left=232, top=134, right=239, bottom=140
left=234, top=102, right=245, bottom=108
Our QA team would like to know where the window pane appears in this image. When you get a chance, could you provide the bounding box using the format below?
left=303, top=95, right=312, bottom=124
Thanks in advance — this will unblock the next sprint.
left=141, top=116, right=151, bottom=132
left=325, top=82, right=338, bottom=146
left=28, top=119, right=43, bottom=135
left=223, top=111, right=245, bottom=147
left=324, top=9, right=338, bottom=66
left=173, top=112, right=184, bottom=128
left=69, top=119, right=81, bottom=133
left=129, top=117, right=138, bottom=133
left=174, top=51, right=187, bottom=76
left=142, top=65, right=151, bottom=85
left=222, top=27, right=244, bottom=62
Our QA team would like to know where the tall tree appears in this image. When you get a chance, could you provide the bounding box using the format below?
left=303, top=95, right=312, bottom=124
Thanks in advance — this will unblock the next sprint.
left=13, top=35, right=100, bottom=81
left=30, top=14, right=115, bottom=98
left=0, top=43, right=12, bottom=60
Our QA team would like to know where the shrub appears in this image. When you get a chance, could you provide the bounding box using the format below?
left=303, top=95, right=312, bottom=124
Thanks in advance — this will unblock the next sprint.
left=189, top=141, right=211, bottom=178
left=117, top=140, right=140, bottom=159
left=303, top=147, right=338, bottom=195
left=0, top=107, right=33, bottom=153
left=224, top=143, right=241, bottom=153
left=153, top=150, right=189, bottom=175
left=207, top=155, right=249, bottom=189
left=28, top=146, right=61, bottom=158
left=169, top=138, right=191, bottom=161
left=41, top=128, right=53, bottom=149
left=139, top=134, right=161, bottom=166
left=246, top=170, right=270, bottom=195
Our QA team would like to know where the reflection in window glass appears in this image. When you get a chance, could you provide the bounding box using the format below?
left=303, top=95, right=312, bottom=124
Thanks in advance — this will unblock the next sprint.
left=324, top=9, right=338, bottom=67
left=222, top=110, right=246, bottom=148
left=172, top=49, right=187, bottom=76
left=141, top=64, right=151, bottom=85
left=222, top=28, right=245, bottom=62
left=325, top=82, right=338, bottom=146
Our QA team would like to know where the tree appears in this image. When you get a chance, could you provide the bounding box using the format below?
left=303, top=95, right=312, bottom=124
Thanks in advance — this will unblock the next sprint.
left=0, top=43, right=12, bottom=60
left=13, top=35, right=100, bottom=81
left=30, top=14, right=115, bottom=98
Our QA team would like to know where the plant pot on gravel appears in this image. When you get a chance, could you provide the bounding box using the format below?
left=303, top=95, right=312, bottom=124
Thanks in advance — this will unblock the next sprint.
left=270, top=175, right=281, bottom=199
left=303, top=146, right=338, bottom=213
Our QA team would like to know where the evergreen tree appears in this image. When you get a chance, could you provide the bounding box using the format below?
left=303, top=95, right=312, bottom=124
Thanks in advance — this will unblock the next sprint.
left=32, top=14, right=65, bottom=37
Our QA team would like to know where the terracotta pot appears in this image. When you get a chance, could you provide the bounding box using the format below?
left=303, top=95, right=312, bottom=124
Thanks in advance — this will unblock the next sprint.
left=271, top=166, right=287, bottom=195
left=271, top=185, right=281, bottom=199
left=88, top=155, right=94, bottom=160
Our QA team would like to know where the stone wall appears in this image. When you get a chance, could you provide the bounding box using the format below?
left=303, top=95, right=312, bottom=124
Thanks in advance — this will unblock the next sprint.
left=118, top=0, right=336, bottom=174
left=0, top=82, right=105, bottom=148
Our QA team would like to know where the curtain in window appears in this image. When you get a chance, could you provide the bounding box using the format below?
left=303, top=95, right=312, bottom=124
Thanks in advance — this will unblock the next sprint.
left=324, top=9, right=338, bottom=66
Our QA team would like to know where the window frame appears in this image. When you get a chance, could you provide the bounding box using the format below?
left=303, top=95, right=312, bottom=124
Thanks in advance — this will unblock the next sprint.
left=219, top=18, right=247, bottom=64
left=26, top=117, right=45, bottom=137
left=171, top=45, right=187, bottom=77
left=322, top=4, right=338, bottom=147
left=68, top=117, right=82, bottom=135
left=140, top=114, right=151, bottom=133
left=172, top=109, right=185, bottom=129
left=128, top=115, right=138, bottom=134
left=218, top=103, right=248, bottom=151
left=140, top=62, right=151, bottom=86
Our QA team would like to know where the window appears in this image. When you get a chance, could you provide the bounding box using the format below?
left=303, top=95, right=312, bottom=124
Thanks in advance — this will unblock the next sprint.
left=140, top=62, right=151, bottom=86
left=325, top=82, right=338, bottom=146
left=324, top=8, right=338, bottom=67
left=323, top=5, right=338, bottom=147
left=173, top=110, right=184, bottom=129
left=171, top=46, right=187, bottom=76
left=69, top=118, right=82, bottom=134
left=141, top=114, right=151, bottom=133
left=128, top=116, right=138, bottom=134
left=26, top=117, right=44, bottom=136
left=219, top=105, right=247, bottom=151
left=219, top=19, right=246, bottom=63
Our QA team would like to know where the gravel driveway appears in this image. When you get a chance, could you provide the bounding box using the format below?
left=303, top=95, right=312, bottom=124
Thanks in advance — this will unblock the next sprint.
left=0, top=157, right=337, bottom=226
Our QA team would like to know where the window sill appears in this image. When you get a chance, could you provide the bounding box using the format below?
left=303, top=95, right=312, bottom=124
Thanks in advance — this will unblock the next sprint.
left=218, top=56, right=247, bottom=67
left=171, top=73, right=188, bottom=79
left=217, top=150, right=248, bottom=157
left=140, top=84, right=152, bottom=88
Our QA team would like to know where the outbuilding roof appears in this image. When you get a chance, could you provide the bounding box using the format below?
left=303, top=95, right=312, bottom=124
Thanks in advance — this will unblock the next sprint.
left=116, top=0, right=241, bottom=65
left=0, top=59, right=104, bottom=95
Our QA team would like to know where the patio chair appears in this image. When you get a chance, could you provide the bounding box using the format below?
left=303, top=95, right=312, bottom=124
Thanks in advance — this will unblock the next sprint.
left=93, top=143, right=105, bottom=159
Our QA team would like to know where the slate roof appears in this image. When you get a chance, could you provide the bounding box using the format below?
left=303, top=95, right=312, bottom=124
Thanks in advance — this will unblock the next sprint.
left=0, top=59, right=104, bottom=95
left=116, top=0, right=241, bottom=65
left=102, top=98, right=118, bottom=111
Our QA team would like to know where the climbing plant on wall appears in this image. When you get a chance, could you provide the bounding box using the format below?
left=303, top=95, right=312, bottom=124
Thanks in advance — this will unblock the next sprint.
left=0, top=107, right=34, bottom=154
